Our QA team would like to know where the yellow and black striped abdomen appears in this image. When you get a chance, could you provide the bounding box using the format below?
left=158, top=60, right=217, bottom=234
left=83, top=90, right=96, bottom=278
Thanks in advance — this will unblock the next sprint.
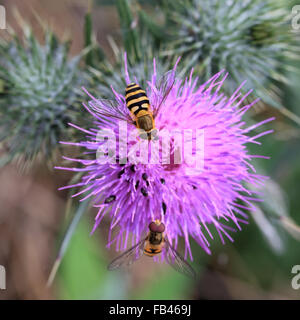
left=144, top=247, right=162, bottom=257
left=125, top=83, right=150, bottom=117
left=143, top=240, right=163, bottom=257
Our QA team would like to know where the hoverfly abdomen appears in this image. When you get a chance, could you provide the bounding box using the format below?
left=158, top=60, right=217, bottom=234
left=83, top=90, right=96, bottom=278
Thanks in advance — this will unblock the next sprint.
left=144, top=246, right=162, bottom=257
left=125, top=83, right=150, bottom=116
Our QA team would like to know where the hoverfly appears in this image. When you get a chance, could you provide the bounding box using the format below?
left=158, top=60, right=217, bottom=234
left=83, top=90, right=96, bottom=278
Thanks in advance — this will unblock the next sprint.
left=86, top=70, right=176, bottom=141
left=107, top=220, right=196, bottom=278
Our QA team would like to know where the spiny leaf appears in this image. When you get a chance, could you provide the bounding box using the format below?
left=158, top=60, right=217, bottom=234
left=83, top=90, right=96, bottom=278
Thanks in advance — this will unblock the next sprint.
left=116, top=0, right=141, bottom=62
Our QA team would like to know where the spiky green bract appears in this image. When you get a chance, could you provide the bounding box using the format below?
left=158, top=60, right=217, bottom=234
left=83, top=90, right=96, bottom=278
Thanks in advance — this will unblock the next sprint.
left=162, top=0, right=299, bottom=110
left=86, top=0, right=169, bottom=99
left=88, top=36, right=169, bottom=99
left=0, top=28, right=86, bottom=168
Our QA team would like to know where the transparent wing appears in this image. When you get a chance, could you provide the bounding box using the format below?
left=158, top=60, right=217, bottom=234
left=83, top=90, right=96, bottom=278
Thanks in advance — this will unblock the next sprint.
left=107, top=237, right=147, bottom=271
left=152, top=70, right=176, bottom=118
left=164, top=238, right=196, bottom=279
left=88, top=99, right=134, bottom=124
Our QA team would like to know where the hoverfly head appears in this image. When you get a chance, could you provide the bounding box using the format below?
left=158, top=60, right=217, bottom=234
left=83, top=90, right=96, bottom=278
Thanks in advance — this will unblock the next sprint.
left=149, top=220, right=165, bottom=233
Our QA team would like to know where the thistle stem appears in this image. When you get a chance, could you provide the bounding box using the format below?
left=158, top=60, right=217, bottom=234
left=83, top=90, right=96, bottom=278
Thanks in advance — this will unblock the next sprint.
left=278, top=106, right=300, bottom=126
left=47, top=200, right=90, bottom=287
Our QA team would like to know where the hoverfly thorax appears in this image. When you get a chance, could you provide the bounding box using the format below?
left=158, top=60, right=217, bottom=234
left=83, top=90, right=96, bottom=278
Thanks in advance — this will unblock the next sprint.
left=136, top=112, right=153, bottom=131
left=148, top=231, right=163, bottom=245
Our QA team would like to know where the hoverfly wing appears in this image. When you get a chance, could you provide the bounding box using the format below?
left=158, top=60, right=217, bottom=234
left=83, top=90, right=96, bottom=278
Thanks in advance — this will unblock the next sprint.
left=164, top=238, right=196, bottom=279
left=107, top=237, right=147, bottom=271
left=88, top=99, right=133, bottom=124
left=152, top=70, right=176, bottom=119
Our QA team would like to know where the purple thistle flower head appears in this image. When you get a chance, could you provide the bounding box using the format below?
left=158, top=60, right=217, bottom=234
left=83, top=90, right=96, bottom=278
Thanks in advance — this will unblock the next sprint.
left=57, top=54, right=274, bottom=261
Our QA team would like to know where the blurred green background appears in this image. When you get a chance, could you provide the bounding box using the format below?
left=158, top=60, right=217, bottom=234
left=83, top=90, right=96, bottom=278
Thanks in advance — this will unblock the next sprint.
left=0, top=0, right=299, bottom=300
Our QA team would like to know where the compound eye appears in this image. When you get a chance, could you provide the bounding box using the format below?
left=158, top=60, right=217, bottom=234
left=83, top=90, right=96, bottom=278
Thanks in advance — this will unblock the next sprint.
left=149, top=222, right=158, bottom=232
left=151, top=129, right=159, bottom=141
left=157, top=222, right=165, bottom=233
left=139, top=132, right=148, bottom=140
left=151, top=128, right=158, bottom=136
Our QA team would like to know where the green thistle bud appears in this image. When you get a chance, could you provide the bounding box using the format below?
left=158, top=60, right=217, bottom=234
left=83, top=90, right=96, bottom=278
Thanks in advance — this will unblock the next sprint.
left=87, top=0, right=169, bottom=98
left=88, top=36, right=169, bottom=99
left=162, top=0, right=299, bottom=114
left=0, top=27, right=86, bottom=169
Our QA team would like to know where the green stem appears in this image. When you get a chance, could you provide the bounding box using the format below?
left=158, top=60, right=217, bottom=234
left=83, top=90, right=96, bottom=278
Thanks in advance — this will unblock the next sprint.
left=47, top=200, right=90, bottom=287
